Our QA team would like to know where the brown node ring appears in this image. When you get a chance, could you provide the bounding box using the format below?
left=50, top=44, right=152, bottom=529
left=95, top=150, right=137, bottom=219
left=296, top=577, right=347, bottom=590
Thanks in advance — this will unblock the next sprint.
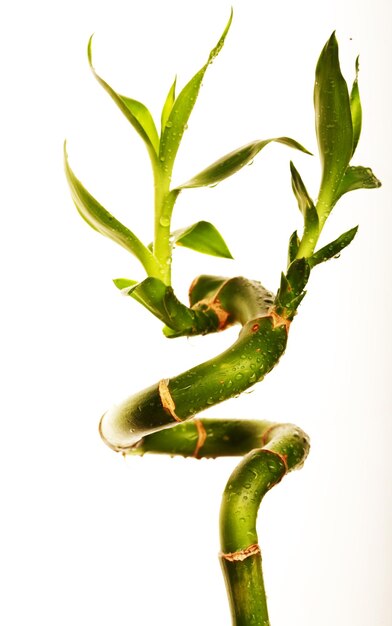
left=220, top=543, right=261, bottom=562
left=192, top=419, right=207, bottom=458
left=158, top=379, right=183, bottom=423
left=193, top=297, right=232, bottom=331
left=268, top=307, right=291, bottom=332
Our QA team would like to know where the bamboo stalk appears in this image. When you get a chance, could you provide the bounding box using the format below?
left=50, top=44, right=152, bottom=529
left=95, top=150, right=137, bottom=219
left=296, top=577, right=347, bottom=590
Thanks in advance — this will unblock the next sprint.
left=220, top=424, right=309, bottom=625
left=128, top=419, right=309, bottom=625
left=99, top=315, right=288, bottom=450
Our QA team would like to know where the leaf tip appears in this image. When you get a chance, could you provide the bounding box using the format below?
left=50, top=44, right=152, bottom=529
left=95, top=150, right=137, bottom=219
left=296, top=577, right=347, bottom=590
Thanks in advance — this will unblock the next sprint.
left=113, top=278, right=138, bottom=294
left=208, top=8, right=233, bottom=63
left=87, top=34, right=95, bottom=69
left=355, top=55, right=360, bottom=76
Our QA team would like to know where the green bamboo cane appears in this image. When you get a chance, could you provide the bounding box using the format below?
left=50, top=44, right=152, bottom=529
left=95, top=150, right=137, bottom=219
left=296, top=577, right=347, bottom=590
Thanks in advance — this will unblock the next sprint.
left=65, top=16, right=380, bottom=626
left=99, top=276, right=289, bottom=452
left=129, top=419, right=309, bottom=626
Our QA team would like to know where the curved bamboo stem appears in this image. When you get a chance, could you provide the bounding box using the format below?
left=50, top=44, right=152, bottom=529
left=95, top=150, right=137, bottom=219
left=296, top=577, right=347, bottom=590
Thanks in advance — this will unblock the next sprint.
left=128, top=418, right=310, bottom=625
left=99, top=276, right=291, bottom=452
left=219, top=423, right=309, bottom=625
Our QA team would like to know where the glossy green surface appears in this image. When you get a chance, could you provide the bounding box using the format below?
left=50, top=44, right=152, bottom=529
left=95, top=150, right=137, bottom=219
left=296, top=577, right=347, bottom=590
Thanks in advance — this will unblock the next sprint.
left=129, top=419, right=273, bottom=458
left=99, top=314, right=288, bottom=450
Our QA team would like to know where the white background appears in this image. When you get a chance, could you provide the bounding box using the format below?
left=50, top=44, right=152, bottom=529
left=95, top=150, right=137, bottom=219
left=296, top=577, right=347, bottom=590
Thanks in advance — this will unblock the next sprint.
left=1, top=0, right=391, bottom=624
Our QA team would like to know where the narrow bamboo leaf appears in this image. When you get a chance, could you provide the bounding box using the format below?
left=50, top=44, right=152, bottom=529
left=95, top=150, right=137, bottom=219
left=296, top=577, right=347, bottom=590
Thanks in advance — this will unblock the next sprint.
left=287, top=291, right=306, bottom=315
left=286, top=258, right=310, bottom=297
left=290, top=161, right=313, bottom=216
left=113, top=278, right=138, bottom=291
left=350, top=57, right=362, bottom=157
left=127, top=277, right=168, bottom=319
left=87, top=36, right=159, bottom=158
left=159, top=9, right=233, bottom=172
left=276, top=259, right=309, bottom=317
left=126, top=277, right=197, bottom=330
left=64, top=144, right=155, bottom=268
left=309, top=226, right=358, bottom=268
left=288, top=231, right=300, bottom=264
left=161, top=77, right=176, bottom=133
left=315, top=33, right=353, bottom=211
left=119, top=96, right=160, bottom=153
left=173, top=221, right=233, bottom=258
left=290, top=162, right=319, bottom=244
left=335, top=165, right=381, bottom=200
left=176, top=137, right=311, bottom=189
left=276, top=271, right=290, bottom=306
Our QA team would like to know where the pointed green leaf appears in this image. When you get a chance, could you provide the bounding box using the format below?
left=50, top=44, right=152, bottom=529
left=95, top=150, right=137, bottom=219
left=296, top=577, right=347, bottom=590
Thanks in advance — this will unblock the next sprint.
left=175, top=137, right=311, bottom=189
left=315, top=33, right=353, bottom=214
left=119, top=95, right=160, bottom=153
left=126, top=277, right=169, bottom=320
left=124, top=277, right=206, bottom=333
left=275, top=259, right=309, bottom=319
left=64, top=143, right=158, bottom=274
left=284, top=291, right=306, bottom=315
left=309, top=226, right=358, bottom=268
left=286, top=258, right=310, bottom=297
left=87, top=36, right=159, bottom=159
left=288, top=230, right=300, bottom=265
left=113, top=278, right=138, bottom=291
left=350, top=56, right=362, bottom=157
left=161, top=77, right=176, bottom=134
left=159, top=9, right=233, bottom=173
left=173, top=221, right=233, bottom=258
left=290, top=161, right=314, bottom=216
left=276, top=271, right=290, bottom=304
left=290, top=161, right=319, bottom=246
left=335, top=165, right=381, bottom=200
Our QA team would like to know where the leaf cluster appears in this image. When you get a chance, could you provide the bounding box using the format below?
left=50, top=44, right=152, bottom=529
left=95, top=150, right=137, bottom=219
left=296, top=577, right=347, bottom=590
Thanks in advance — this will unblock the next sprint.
left=289, top=33, right=380, bottom=265
left=65, top=16, right=381, bottom=331
left=65, top=10, right=309, bottom=293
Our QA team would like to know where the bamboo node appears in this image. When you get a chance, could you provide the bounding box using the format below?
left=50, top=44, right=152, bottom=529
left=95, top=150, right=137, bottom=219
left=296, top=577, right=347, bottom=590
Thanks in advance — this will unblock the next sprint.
left=193, top=419, right=207, bottom=458
left=220, top=543, right=261, bottom=562
left=268, top=307, right=291, bottom=331
left=193, top=297, right=231, bottom=330
left=158, top=379, right=182, bottom=423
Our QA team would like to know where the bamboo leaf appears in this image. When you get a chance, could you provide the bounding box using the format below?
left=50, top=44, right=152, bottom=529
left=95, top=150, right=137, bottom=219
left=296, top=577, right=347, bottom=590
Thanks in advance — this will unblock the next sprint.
left=176, top=137, right=311, bottom=189
left=288, top=231, right=300, bottom=265
left=335, top=165, right=381, bottom=200
left=159, top=9, right=233, bottom=172
left=87, top=36, right=159, bottom=158
left=161, top=77, right=176, bottom=134
left=125, top=277, right=197, bottom=331
left=113, top=278, right=138, bottom=291
left=290, top=161, right=314, bottom=216
left=309, top=226, right=358, bottom=268
left=119, top=96, right=160, bottom=153
left=350, top=56, right=362, bottom=157
left=315, top=33, right=353, bottom=211
left=64, top=143, right=155, bottom=270
left=275, top=259, right=309, bottom=318
left=290, top=161, right=319, bottom=242
left=173, top=221, right=233, bottom=258
left=286, top=258, right=310, bottom=297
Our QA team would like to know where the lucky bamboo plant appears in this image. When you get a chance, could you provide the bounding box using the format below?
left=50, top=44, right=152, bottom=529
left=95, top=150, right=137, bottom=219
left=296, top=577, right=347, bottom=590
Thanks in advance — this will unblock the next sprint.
left=65, top=10, right=380, bottom=625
